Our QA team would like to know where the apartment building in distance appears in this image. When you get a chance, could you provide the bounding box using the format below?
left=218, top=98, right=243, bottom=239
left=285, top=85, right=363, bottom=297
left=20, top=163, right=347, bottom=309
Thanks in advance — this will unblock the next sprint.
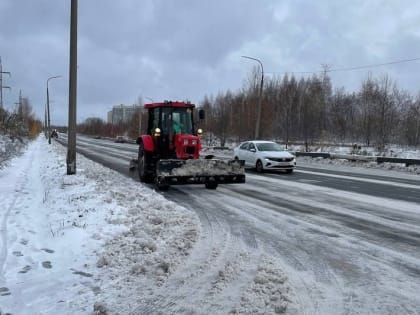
left=107, top=104, right=142, bottom=124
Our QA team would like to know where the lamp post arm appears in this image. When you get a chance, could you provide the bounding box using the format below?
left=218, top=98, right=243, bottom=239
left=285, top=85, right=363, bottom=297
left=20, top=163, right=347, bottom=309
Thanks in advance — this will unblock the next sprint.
left=241, top=55, right=264, bottom=139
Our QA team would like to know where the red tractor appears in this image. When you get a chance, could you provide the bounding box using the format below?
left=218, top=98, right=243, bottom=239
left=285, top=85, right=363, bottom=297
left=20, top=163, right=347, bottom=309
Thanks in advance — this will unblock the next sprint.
left=130, top=101, right=245, bottom=190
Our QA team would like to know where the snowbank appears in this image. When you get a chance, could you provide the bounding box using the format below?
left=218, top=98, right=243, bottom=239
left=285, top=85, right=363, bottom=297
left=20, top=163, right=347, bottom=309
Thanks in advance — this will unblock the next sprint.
left=0, top=137, right=201, bottom=314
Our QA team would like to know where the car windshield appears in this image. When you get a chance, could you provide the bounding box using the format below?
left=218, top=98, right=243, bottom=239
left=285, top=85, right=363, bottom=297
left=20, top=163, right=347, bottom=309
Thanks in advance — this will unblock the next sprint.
left=256, top=142, right=284, bottom=152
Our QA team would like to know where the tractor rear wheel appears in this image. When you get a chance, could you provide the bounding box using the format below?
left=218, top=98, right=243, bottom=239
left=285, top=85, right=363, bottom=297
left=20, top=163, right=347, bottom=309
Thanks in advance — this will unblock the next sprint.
left=138, top=143, right=154, bottom=183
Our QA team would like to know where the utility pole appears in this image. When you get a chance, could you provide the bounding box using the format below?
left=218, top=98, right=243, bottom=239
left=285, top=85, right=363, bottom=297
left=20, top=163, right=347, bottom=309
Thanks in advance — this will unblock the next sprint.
left=45, top=103, right=48, bottom=138
left=67, top=0, right=78, bottom=175
left=241, top=55, right=264, bottom=140
left=17, top=90, right=22, bottom=116
left=0, top=57, right=12, bottom=109
left=47, top=75, right=61, bottom=144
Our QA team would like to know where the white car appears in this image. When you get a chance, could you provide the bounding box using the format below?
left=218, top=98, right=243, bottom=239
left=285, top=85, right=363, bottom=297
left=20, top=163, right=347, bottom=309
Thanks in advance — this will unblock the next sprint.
left=233, top=140, right=296, bottom=173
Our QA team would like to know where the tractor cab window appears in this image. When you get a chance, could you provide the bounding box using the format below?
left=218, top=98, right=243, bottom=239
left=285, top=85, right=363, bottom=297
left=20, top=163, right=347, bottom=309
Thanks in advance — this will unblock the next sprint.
left=149, top=108, right=160, bottom=134
left=160, top=107, right=193, bottom=135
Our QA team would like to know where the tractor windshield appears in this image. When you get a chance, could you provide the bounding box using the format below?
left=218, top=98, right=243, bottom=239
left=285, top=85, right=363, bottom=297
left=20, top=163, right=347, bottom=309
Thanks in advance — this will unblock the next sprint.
left=161, top=107, right=194, bottom=135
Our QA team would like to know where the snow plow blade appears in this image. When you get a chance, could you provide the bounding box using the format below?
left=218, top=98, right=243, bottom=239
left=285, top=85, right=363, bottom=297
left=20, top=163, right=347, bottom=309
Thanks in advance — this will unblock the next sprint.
left=156, top=159, right=245, bottom=186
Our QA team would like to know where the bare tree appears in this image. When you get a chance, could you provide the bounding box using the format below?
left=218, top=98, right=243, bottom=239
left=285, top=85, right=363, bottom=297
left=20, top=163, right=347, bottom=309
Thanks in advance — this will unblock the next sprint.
left=403, top=93, right=420, bottom=146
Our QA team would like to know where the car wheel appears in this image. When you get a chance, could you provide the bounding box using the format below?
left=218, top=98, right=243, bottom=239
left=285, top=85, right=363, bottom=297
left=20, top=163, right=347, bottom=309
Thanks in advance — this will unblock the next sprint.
left=256, top=160, right=264, bottom=173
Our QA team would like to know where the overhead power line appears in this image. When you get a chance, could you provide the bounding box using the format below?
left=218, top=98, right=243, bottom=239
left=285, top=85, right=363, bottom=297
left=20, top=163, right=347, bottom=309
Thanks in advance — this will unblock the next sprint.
left=268, top=57, right=420, bottom=75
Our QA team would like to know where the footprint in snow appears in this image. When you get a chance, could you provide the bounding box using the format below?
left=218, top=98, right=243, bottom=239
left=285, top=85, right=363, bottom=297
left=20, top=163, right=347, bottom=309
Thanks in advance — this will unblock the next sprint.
left=42, top=261, right=52, bottom=269
left=12, top=251, right=23, bottom=257
left=0, top=287, right=11, bottom=296
left=19, top=239, right=28, bottom=246
left=71, top=269, right=93, bottom=277
left=41, top=248, right=54, bottom=254
left=18, top=265, right=31, bottom=273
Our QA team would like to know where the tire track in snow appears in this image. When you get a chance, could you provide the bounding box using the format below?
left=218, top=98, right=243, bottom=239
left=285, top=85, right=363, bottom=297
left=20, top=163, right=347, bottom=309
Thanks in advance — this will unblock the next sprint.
left=131, top=189, right=263, bottom=314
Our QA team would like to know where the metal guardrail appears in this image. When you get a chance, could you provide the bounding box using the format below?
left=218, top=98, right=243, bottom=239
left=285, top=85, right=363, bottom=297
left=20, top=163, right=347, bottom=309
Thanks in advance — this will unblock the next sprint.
left=212, top=146, right=231, bottom=150
left=376, top=157, right=420, bottom=166
left=294, top=152, right=420, bottom=167
left=295, top=152, right=331, bottom=159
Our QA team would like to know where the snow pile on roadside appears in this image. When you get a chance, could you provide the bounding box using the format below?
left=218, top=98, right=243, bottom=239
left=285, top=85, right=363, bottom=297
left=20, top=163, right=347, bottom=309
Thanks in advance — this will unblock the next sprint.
left=297, top=156, right=420, bottom=175
left=0, top=137, right=201, bottom=314
left=230, top=257, right=292, bottom=315
left=289, top=143, right=420, bottom=159
left=49, top=143, right=202, bottom=314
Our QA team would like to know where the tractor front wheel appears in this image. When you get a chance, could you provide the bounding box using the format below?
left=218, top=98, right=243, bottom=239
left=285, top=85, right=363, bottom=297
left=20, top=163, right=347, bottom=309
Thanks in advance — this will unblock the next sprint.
left=138, top=143, right=154, bottom=183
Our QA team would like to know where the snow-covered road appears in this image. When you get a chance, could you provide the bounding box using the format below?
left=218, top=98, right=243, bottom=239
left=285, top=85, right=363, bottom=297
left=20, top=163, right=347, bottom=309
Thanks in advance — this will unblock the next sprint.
left=162, top=172, right=420, bottom=314
left=1, top=136, right=420, bottom=314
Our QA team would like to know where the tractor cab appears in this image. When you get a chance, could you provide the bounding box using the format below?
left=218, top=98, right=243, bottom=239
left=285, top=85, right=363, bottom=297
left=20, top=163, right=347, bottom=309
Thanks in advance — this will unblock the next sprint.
left=143, top=101, right=203, bottom=160
left=147, top=104, right=195, bottom=136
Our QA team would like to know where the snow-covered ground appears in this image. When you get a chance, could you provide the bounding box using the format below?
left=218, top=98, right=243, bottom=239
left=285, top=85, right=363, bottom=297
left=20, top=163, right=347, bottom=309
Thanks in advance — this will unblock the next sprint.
left=0, top=137, right=292, bottom=314
left=1, top=135, right=419, bottom=314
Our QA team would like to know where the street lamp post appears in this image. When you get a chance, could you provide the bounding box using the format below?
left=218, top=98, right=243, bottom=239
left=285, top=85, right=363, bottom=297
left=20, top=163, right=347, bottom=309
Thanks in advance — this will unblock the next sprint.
left=46, top=75, right=61, bottom=144
left=241, top=55, right=264, bottom=139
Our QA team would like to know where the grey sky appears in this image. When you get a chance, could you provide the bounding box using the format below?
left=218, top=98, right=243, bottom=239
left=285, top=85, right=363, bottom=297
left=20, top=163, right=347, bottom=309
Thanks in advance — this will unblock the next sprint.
left=1, top=0, right=420, bottom=125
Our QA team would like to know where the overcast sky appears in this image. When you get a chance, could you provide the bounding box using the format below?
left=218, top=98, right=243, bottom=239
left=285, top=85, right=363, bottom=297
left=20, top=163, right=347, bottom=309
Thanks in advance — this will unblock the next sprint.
left=1, top=0, right=420, bottom=125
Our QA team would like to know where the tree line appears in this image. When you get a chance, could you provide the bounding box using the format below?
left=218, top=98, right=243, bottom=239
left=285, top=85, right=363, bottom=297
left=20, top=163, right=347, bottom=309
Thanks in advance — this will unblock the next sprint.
left=201, top=69, right=420, bottom=149
left=77, top=70, right=420, bottom=149
left=76, top=108, right=145, bottom=140
left=0, top=97, right=42, bottom=139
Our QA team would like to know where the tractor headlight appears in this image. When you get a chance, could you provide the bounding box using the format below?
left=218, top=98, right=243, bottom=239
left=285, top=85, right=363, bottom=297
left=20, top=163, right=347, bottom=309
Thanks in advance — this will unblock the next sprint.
left=153, top=128, right=161, bottom=137
left=183, top=139, right=189, bottom=145
left=192, top=139, right=198, bottom=145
